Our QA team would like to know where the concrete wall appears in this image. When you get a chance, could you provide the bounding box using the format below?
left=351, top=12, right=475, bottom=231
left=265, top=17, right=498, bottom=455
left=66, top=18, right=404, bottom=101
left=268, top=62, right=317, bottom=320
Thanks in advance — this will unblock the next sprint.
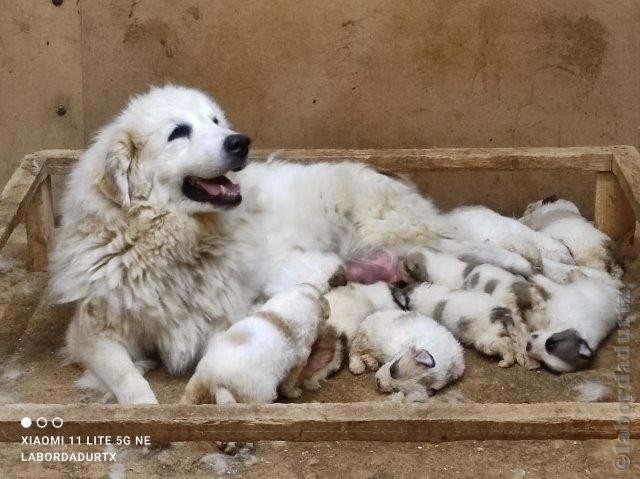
left=2, top=0, right=639, bottom=215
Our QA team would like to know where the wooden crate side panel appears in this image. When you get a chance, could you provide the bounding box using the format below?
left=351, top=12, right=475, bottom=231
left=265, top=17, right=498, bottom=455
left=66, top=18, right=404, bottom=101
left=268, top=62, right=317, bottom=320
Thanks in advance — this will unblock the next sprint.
left=0, top=402, right=635, bottom=443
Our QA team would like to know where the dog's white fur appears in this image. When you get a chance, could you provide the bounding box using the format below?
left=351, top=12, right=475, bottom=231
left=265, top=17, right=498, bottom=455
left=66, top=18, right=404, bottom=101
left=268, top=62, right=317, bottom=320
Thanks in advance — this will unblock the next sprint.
left=520, top=197, right=622, bottom=277
left=52, top=85, right=451, bottom=404
left=525, top=275, right=620, bottom=372
left=351, top=310, right=465, bottom=401
left=182, top=284, right=328, bottom=404
left=401, top=283, right=516, bottom=367
left=446, top=206, right=574, bottom=266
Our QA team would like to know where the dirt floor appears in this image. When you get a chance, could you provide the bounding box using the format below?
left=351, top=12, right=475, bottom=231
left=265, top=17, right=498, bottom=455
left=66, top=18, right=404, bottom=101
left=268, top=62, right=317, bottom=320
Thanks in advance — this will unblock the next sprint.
left=0, top=225, right=638, bottom=479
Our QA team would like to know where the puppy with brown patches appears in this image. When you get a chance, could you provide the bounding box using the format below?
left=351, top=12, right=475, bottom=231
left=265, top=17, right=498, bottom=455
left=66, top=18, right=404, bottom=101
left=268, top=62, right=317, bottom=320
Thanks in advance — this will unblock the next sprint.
left=395, top=282, right=517, bottom=367
left=524, top=275, right=621, bottom=372
left=463, top=263, right=547, bottom=366
left=397, top=248, right=472, bottom=290
left=182, top=284, right=329, bottom=405
left=298, top=282, right=400, bottom=389
left=521, top=196, right=623, bottom=278
left=350, top=310, right=465, bottom=402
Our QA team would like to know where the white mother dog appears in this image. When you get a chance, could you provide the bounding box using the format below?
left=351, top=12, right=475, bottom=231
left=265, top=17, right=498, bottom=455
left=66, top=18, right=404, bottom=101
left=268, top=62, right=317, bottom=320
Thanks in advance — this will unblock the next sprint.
left=53, top=85, right=467, bottom=404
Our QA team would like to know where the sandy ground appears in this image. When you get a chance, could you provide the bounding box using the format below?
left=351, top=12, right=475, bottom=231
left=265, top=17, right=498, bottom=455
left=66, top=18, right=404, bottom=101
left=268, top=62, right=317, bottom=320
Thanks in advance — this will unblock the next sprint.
left=0, top=225, right=638, bottom=478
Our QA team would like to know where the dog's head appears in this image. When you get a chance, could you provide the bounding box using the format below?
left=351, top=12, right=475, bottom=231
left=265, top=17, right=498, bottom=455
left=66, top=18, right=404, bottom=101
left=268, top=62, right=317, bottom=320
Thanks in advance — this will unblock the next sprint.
left=375, top=347, right=436, bottom=396
left=94, top=85, right=251, bottom=213
left=525, top=328, right=594, bottom=373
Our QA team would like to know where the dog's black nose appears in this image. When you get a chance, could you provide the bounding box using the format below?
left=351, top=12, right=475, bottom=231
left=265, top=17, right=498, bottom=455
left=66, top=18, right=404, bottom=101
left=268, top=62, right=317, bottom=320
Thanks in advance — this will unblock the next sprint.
left=223, top=134, right=251, bottom=159
left=526, top=341, right=532, bottom=352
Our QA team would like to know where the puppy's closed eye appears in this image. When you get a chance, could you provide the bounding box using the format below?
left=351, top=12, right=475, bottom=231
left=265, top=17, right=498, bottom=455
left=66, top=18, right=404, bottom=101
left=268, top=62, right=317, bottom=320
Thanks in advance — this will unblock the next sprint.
left=168, top=124, right=192, bottom=142
left=212, top=116, right=219, bottom=125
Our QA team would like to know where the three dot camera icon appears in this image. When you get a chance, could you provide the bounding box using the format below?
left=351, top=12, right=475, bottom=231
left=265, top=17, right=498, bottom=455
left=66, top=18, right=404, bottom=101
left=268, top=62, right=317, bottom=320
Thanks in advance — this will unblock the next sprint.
left=20, top=416, right=63, bottom=428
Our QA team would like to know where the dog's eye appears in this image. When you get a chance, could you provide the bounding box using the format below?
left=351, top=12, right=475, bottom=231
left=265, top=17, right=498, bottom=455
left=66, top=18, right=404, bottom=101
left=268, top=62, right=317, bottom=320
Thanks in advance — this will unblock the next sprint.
left=168, top=124, right=192, bottom=142
left=212, top=117, right=219, bottom=125
left=544, top=337, right=557, bottom=352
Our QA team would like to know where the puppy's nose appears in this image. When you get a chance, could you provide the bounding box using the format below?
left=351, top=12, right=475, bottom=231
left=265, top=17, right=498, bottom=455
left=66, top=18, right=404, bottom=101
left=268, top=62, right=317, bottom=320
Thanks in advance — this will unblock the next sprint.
left=526, top=341, right=532, bottom=352
left=223, top=134, right=251, bottom=159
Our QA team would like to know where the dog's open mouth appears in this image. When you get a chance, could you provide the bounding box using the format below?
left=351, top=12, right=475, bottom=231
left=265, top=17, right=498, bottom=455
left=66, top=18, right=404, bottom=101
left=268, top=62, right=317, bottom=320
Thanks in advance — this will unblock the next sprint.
left=182, top=175, right=242, bottom=207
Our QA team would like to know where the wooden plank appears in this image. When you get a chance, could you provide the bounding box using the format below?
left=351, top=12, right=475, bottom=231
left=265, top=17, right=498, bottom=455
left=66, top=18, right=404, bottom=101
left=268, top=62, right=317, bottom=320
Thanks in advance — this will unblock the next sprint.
left=0, top=402, right=635, bottom=443
left=25, top=175, right=55, bottom=272
left=611, top=145, right=640, bottom=222
left=44, top=147, right=613, bottom=175
left=594, top=172, right=636, bottom=240
left=0, top=154, right=47, bottom=252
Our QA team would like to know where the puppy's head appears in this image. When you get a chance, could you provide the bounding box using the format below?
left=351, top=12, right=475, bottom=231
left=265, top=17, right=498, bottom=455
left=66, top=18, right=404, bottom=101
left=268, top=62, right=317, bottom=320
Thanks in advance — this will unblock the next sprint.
left=94, top=85, right=251, bottom=213
left=523, top=196, right=580, bottom=217
left=375, top=347, right=436, bottom=395
left=525, top=328, right=594, bottom=373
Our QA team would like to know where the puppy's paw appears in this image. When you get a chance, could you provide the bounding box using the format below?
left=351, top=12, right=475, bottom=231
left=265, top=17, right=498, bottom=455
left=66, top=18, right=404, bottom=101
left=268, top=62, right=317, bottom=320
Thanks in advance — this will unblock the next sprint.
left=348, top=356, right=366, bottom=375
left=302, top=378, right=322, bottom=390
left=280, top=385, right=303, bottom=399
left=362, top=354, right=379, bottom=371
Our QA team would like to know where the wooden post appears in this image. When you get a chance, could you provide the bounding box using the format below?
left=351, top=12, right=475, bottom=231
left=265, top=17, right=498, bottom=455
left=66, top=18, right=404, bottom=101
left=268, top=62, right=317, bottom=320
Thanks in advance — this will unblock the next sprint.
left=594, top=172, right=635, bottom=240
left=25, top=175, right=55, bottom=272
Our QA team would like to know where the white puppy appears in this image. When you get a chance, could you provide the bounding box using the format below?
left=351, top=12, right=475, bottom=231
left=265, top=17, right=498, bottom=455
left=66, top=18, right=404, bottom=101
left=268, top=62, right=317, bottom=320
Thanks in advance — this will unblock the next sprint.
left=298, top=282, right=400, bottom=389
left=350, top=310, right=465, bottom=402
left=525, top=276, right=620, bottom=372
left=520, top=196, right=623, bottom=277
left=445, top=205, right=574, bottom=266
left=397, top=282, right=516, bottom=367
left=182, top=284, right=329, bottom=404
left=397, top=248, right=472, bottom=290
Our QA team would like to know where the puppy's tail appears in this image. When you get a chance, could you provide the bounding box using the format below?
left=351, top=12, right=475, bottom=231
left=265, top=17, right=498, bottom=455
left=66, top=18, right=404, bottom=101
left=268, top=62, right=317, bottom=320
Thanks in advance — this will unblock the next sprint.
left=214, top=385, right=237, bottom=405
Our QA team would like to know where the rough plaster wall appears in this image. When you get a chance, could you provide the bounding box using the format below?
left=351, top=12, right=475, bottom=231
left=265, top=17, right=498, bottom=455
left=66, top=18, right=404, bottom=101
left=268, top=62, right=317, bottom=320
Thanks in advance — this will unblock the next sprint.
left=0, top=0, right=83, bottom=184
left=1, top=1, right=639, bottom=215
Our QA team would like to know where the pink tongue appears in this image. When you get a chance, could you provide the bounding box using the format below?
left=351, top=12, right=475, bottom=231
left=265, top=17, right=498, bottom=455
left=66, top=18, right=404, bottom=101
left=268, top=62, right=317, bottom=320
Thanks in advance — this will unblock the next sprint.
left=193, top=178, right=239, bottom=197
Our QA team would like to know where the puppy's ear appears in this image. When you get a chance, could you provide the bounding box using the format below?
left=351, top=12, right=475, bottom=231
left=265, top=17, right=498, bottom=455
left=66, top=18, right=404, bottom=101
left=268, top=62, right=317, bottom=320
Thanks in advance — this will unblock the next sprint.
left=97, top=132, right=150, bottom=207
left=413, top=348, right=436, bottom=368
left=578, top=340, right=593, bottom=359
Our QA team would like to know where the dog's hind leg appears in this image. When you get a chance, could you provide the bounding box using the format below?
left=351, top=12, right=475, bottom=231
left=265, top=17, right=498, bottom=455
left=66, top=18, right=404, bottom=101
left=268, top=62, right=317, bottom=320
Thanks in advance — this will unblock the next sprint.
left=82, top=337, right=158, bottom=404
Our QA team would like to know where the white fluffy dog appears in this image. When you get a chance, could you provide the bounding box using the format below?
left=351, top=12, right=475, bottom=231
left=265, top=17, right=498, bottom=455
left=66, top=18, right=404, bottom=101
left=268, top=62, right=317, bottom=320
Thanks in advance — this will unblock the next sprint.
left=52, top=85, right=451, bottom=404
left=182, top=284, right=329, bottom=404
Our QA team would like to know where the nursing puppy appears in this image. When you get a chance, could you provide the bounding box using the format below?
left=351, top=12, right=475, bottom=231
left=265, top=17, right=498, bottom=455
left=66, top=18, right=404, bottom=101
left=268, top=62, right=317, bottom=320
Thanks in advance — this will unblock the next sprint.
left=397, top=283, right=516, bottom=367
left=520, top=196, right=623, bottom=277
left=397, top=248, right=471, bottom=290
left=350, top=310, right=465, bottom=402
left=182, top=284, right=329, bottom=404
left=525, top=276, right=620, bottom=372
left=298, top=282, right=399, bottom=389
left=446, top=205, right=574, bottom=266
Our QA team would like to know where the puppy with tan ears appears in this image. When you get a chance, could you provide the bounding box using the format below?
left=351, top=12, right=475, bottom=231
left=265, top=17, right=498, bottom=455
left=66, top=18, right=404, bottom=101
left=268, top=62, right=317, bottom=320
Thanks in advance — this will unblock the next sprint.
left=350, top=310, right=465, bottom=402
left=182, top=284, right=329, bottom=405
left=524, top=275, right=620, bottom=372
left=520, top=196, right=623, bottom=278
left=395, top=282, right=517, bottom=367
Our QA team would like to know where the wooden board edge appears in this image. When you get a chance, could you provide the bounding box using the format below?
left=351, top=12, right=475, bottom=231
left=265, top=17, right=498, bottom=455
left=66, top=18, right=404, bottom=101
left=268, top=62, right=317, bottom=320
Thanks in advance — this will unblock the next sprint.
left=611, top=145, right=640, bottom=222
left=0, top=156, right=48, bottom=252
left=0, top=401, right=635, bottom=443
left=41, top=147, right=613, bottom=175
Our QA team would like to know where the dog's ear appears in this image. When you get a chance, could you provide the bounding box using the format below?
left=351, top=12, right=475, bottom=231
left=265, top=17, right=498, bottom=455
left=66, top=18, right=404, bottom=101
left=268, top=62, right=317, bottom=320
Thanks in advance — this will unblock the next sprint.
left=97, top=132, right=150, bottom=207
